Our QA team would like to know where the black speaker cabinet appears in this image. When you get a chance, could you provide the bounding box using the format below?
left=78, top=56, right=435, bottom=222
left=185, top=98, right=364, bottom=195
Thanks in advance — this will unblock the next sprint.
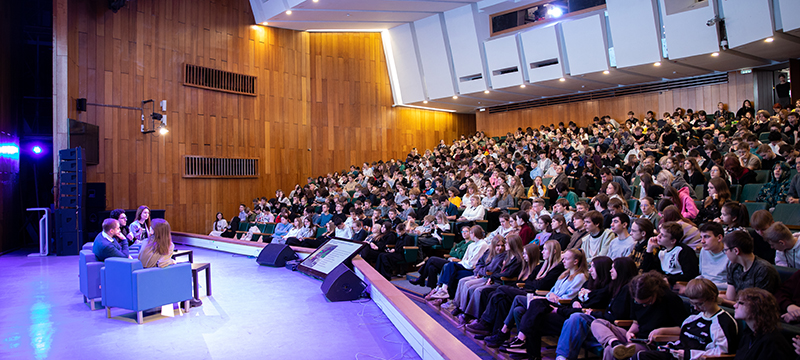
left=256, top=244, right=298, bottom=267
left=320, top=263, right=367, bottom=302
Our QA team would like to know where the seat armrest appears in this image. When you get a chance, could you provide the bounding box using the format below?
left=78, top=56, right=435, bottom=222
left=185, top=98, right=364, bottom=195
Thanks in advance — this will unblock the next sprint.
left=651, top=335, right=679, bottom=343
left=535, top=290, right=549, bottom=296
left=614, top=320, right=634, bottom=328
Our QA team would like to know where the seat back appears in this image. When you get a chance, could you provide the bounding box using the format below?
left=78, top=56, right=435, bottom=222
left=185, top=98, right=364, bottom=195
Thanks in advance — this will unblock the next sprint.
left=101, top=258, right=144, bottom=309
left=729, top=185, right=742, bottom=202
left=743, top=202, right=767, bottom=215
left=627, top=199, right=640, bottom=215
left=773, top=204, right=800, bottom=227
left=739, top=184, right=763, bottom=202
left=79, top=250, right=103, bottom=299
left=754, top=170, right=769, bottom=184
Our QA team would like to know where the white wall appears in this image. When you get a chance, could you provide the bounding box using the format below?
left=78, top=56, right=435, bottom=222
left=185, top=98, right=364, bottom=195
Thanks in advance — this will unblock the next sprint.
left=414, top=14, right=457, bottom=100
left=606, top=0, right=662, bottom=68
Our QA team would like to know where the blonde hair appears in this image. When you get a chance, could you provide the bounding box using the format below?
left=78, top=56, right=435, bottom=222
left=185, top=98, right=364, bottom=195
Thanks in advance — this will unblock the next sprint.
left=537, top=240, right=562, bottom=280
left=559, top=249, right=588, bottom=281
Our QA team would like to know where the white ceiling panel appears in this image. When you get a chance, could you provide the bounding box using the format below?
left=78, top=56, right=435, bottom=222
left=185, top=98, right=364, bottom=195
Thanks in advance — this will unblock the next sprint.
left=561, top=14, right=610, bottom=76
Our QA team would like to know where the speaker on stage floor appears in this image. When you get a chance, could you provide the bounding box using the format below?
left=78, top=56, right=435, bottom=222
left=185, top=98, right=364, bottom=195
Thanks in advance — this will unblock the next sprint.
left=256, top=244, right=298, bottom=267
left=320, top=264, right=367, bottom=302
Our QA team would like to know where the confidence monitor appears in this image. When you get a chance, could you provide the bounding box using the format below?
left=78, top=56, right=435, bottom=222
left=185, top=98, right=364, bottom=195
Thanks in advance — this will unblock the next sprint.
left=297, top=238, right=365, bottom=279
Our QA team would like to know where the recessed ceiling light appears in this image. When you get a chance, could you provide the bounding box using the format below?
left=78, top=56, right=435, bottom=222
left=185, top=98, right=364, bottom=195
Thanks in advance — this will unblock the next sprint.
left=423, top=100, right=428, bottom=104
left=654, top=62, right=661, bottom=66
left=286, top=10, right=292, bottom=15
left=520, top=84, right=526, bottom=88
left=559, top=78, right=565, bottom=82
left=452, top=96, right=458, bottom=99
left=479, top=108, right=486, bottom=112
left=261, top=22, right=269, bottom=26
left=313, top=0, right=319, bottom=2
left=603, top=70, right=610, bottom=75
left=484, top=90, right=490, bottom=94
left=711, top=52, right=719, bottom=57
left=765, top=37, right=774, bottom=43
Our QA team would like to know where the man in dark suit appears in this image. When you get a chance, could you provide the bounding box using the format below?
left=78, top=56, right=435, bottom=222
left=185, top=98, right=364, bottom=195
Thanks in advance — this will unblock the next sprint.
left=351, top=220, right=369, bottom=242
left=91, top=218, right=131, bottom=261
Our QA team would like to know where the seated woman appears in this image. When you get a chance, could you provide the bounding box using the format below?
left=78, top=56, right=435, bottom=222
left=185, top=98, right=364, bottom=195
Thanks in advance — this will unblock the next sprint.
left=428, top=226, right=488, bottom=302
left=549, top=214, right=572, bottom=251
left=695, top=178, right=730, bottom=224
left=755, top=162, right=791, bottom=209
left=450, top=235, right=507, bottom=317
left=465, top=241, right=561, bottom=336
left=498, top=249, right=589, bottom=357
left=459, top=234, right=525, bottom=320
left=375, top=223, right=412, bottom=280
left=553, top=257, right=638, bottom=360
left=209, top=212, right=228, bottom=237
left=138, top=218, right=201, bottom=307
left=359, top=221, right=394, bottom=264
left=527, top=176, right=548, bottom=199
left=718, top=201, right=749, bottom=235
left=220, top=216, right=240, bottom=239
left=412, top=226, right=470, bottom=289
left=455, top=195, right=486, bottom=237
left=637, top=278, right=737, bottom=360
left=496, top=184, right=516, bottom=210
left=732, top=288, right=793, bottom=360
left=661, top=206, right=701, bottom=249
left=532, top=214, right=553, bottom=245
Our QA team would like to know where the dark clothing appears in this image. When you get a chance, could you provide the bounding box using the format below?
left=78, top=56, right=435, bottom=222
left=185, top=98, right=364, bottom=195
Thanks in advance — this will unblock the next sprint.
left=91, top=232, right=130, bottom=261
left=590, top=284, right=632, bottom=322
left=683, top=171, right=706, bottom=187
left=776, top=268, right=800, bottom=313
left=519, top=223, right=535, bottom=245
left=523, top=262, right=565, bottom=292
left=642, top=242, right=701, bottom=286
left=375, top=233, right=411, bottom=279
left=733, top=327, right=792, bottom=360
left=726, top=256, right=781, bottom=293
left=749, top=229, right=776, bottom=265
left=629, top=290, right=689, bottom=337
left=730, top=169, right=757, bottom=186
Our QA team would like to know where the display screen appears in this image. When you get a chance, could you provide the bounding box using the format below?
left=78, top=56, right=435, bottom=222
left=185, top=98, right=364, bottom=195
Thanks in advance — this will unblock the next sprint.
left=297, top=238, right=365, bottom=279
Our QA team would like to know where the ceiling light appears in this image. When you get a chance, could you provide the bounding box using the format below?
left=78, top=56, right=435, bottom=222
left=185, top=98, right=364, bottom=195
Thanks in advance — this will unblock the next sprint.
left=394, top=104, right=456, bottom=113
left=603, top=70, right=610, bottom=74
left=654, top=62, right=661, bottom=66
left=711, top=52, right=719, bottom=57
left=765, top=37, right=774, bottom=43
left=286, top=10, right=292, bottom=15
left=261, top=22, right=269, bottom=26
left=479, top=108, right=486, bottom=112
left=484, top=90, right=490, bottom=94
left=313, top=0, right=319, bottom=2
left=423, top=100, right=428, bottom=104
left=452, top=96, right=458, bottom=99
left=547, top=5, right=564, bottom=18
left=520, top=84, right=526, bottom=88
left=559, top=78, right=565, bottom=82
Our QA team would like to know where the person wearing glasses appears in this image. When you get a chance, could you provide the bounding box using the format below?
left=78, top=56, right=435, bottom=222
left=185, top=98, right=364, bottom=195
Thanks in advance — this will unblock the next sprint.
left=721, top=230, right=780, bottom=307
left=110, top=209, right=134, bottom=246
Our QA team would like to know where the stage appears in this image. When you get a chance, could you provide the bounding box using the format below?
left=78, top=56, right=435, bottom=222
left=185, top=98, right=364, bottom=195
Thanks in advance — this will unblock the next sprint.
left=0, top=245, right=421, bottom=360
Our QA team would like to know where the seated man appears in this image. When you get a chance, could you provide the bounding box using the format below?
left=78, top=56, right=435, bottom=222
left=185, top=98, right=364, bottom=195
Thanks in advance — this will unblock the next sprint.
left=722, top=230, right=781, bottom=306
left=92, top=218, right=131, bottom=261
left=642, top=221, right=700, bottom=286
left=764, top=222, right=800, bottom=269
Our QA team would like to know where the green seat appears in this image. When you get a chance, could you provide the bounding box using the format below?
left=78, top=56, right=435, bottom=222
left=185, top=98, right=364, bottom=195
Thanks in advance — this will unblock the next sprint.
left=263, top=222, right=276, bottom=234
left=251, top=223, right=269, bottom=242
left=235, top=222, right=251, bottom=239
left=730, top=185, right=742, bottom=202
left=739, top=184, right=763, bottom=202
left=792, top=169, right=797, bottom=179
left=627, top=199, right=640, bottom=215
left=759, top=132, right=770, bottom=142
left=743, top=202, right=768, bottom=215
left=773, top=204, right=800, bottom=227
left=543, top=177, right=552, bottom=187
left=754, top=170, right=769, bottom=184
left=694, top=185, right=704, bottom=198
left=315, top=226, right=327, bottom=238
left=432, top=232, right=455, bottom=250
left=476, top=220, right=489, bottom=233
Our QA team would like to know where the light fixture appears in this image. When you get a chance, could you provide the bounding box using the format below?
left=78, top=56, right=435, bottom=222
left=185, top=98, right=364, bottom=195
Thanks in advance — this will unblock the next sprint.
left=158, top=126, right=169, bottom=135
left=765, top=37, right=774, bottom=43
left=286, top=10, right=292, bottom=15
left=547, top=4, right=564, bottom=18
left=0, top=144, right=19, bottom=155
left=423, top=100, right=428, bottom=104
left=484, top=90, right=490, bottom=94
left=393, top=104, right=456, bottom=113
left=520, top=84, right=526, bottom=88
left=32, top=146, right=42, bottom=154
left=452, top=95, right=458, bottom=99
left=141, top=100, right=169, bottom=136
left=479, top=108, right=486, bottom=112
left=603, top=70, right=610, bottom=75
left=559, top=78, right=565, bottom=82
left=654, top=62, right=661, bottom=66
left=711, top=52, right=719, bottom=57
left=261, top=22, right=269, bottom=26
left=313, top=0, right=319, bottom=2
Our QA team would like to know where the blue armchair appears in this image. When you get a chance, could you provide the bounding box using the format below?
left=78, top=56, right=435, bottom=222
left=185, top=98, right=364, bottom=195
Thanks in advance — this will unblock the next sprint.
left=101, top=258, right=193, bottom=324
left=79, top=250, right=103, bottom=310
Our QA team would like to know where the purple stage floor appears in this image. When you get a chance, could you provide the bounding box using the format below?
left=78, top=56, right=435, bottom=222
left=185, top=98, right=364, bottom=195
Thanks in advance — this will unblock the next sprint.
left=0, top=246, right=421, bottom=360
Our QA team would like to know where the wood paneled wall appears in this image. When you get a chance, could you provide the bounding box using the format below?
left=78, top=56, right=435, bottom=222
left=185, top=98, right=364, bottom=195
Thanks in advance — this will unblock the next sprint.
left=308, top=33, right=475, bottom=176
left=67, top=0, right=475, bottom=234
left=476, top=71, right=754, bottom=136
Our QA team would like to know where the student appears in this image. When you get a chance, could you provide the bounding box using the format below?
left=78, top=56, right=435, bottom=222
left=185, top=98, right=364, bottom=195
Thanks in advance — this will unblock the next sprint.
left=428, top=226, right=489, bottom=300
left=268, top=216, right=294, bottom=244
left=350, top=220, right=368, bottom=242
left=580, top=210, right=616, bottom=263
left=661, top=205, right=702, bottom=249
left=732, top=288, right=793, bottom=360
left=639, top=196, right=661, bottom=229
left=514, top=211, right=536, bottom=245
left=636, top=278, right=738, bottom=360
left=606, top=213, right=634, bottom=259
left=696, top=177, right=730, bottom=224
left=693, top=222, right=729, bottom=290
left=749, top=210, right=777, bottom=264
left=565, top=211, right=587, bottom=250
left=549, top=214, right=572, bottom=251
left=629, top=218, right=657, bottom=270
left=722, top=230, right=781, bottom=306
left=450, top=235, right=508, bottom=317
left=334, top=216, right=354, bottom=240
left=764, top=222, right=800, bottom=269
left=719, top=202, right=749, bottom=235
left=412, top=226, right=469, bottom=288
left=590, top=271, right=689, bottom=360
left=375, top=223, right=412, bottom=280
left=313, top=203, right=333, bottom=227
left=552, top=198, right=574, bottom=224
left=532, top=214, right=553, bottom=245
left=591, top=193, right=613, bottom=229
left=755, top=162, right=792, bottom=209
left=642, top=221, right=700, bottom=286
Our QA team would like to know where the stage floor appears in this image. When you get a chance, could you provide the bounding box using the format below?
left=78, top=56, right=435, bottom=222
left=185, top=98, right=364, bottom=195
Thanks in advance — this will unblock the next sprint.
left=0, top=246, right=421, bottom=360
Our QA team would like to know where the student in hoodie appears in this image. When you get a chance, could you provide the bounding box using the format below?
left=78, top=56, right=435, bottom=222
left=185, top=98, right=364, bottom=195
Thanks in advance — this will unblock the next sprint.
left=755, top=162, right=792, bottom=209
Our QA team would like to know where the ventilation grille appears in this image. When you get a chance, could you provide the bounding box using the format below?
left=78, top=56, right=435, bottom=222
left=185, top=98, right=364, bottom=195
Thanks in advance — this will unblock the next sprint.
left=487, top=73, right=728, bottom=114
left=183, top=156, right=259, bottom=178
left=183, top=64, right=257, bottom=96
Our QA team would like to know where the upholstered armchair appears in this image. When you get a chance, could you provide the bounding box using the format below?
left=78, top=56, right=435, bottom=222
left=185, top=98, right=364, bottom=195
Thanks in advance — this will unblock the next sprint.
left=100, top=257, right=193, bottom=324
left=79, top=250, right=103, bottom=310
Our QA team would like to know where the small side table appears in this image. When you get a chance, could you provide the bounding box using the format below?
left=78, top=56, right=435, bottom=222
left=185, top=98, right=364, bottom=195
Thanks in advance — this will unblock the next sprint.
left=172, top=249, right=194, bottom=263
left=191, top=262, right=211, bottom=299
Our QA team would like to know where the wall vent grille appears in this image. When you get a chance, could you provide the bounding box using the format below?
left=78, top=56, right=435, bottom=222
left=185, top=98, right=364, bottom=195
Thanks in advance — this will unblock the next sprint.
left=183, top=156, right=259, bottom=178
left=183, top=64, right=257, bottom=96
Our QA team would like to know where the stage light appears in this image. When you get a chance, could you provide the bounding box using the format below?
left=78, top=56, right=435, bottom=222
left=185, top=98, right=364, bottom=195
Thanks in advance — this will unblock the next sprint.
left=559, top=78, right=565, bottom=82
left=520, top=84, right=526, bottom=88
left=423, top=100, right=428, bottom=104
left=765, top=37, right=774, bottom=43
left=286, top=10, right=292, bottom=15
left=547, top=5, right=564, bottom=18
left=603, top=70, right=610, bottom=74
left=711, top=52, right=719, bottom=57
left=32, top=146, right=42, bottom=154
left=484, top=90, right=490, bottom=94
left=0, top=144, right=19, bottom=155
left=452, top=95, right=458, bottom=99
left=159, top=127, right=169, bottom=135
left=654, top=62, right=661, bottom=66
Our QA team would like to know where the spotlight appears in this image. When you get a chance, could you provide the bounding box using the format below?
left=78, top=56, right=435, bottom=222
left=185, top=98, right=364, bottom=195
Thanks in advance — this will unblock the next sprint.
left=0, top=144, right=19, bottom=155
left=559, top=78, right=565, bottom=82
left=711, top=52, right=719, bottom=57
left=452, top=96, right=458, bottom=99
left=603, top=70, right=610, bottom=74
left=159, top=127, right=169, bottom=135
left=484, top=90, right=490, bottom=94
left=765, top=37, right=774, bottom=43
left=520, top=84, right=526, bottom=88
left=547, top=5, right=564, bottom=18
left=286, top=10, right=292, bottom=15
left=654, top=62, right=661, bottom=66
left=32, top=146, right=42, bottom=154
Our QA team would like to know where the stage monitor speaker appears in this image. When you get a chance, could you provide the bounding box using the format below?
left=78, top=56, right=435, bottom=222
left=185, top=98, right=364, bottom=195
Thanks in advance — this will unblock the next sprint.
left=256, top=244, right=298, bottom=267
left=86, top=183, right=106, bottom=210
left=320, top=263, right=367, bottom=302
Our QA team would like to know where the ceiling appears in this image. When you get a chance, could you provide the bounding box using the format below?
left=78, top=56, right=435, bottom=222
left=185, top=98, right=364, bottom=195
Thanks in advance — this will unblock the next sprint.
left=251, top=0, right=800, bottom=113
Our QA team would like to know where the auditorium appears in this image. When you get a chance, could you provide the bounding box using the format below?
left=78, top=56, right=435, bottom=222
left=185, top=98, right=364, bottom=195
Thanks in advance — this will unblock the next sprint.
left=4, top=0, right=800, bottom=359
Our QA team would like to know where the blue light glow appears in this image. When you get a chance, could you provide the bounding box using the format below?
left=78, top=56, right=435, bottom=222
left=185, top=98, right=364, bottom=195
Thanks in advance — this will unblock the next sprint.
left=547, top=6, right=564, bottom=18
left=32, top=146, right=42, bottom=154
left=0, top=144, right=19, bottom=155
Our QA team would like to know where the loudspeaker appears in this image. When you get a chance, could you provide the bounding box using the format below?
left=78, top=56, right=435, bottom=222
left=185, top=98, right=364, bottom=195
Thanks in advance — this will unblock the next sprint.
left=86, top=183, right=106, bottom=210
left=320, top=264, right=367, bottom=302
left=76, top=98, right=87, bottom=112
left=256, top=244, right=298, bottom=267
left=57, top=231, right=81, bottom=256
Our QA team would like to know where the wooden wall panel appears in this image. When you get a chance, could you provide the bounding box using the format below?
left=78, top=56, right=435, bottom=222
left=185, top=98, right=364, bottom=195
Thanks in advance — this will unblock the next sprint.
left=68, top=0, right=475, bottom=234
left=476, top=71, right=755, bottom=136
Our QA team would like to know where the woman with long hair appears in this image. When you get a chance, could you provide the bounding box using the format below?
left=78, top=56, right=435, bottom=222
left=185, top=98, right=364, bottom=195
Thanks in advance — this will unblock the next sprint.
left=682, top=158, right=706, bottom=187
left=755, top=162, right=792, bottom=209
left=499, top=249, right=588, bottom=354
left=451, top=235, right=508, bottom=318
left=549, top=214, right=572, bottom=250
left=733, top=288, right=793, bottom=359
left=719, top=201, right=749, bottom=235
left=527, top=176, right=547, bottom=199
left=696, top=177, right=730, bottom=224
left=138, top=219, right=203, bottom=307
left=129, top=205, right=153, bottom=243
left=532, top=214, right=553, bottom=245
left=209, top=212, right=227, bottom=237
left=724, top=155, right=756, bottom=186
left=496, top=183, right=515, bottom=210
left=460, top=234, right=525, bottom=321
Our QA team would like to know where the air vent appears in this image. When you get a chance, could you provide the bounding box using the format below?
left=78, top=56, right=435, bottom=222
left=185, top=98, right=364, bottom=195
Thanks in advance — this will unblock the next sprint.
left=183, top=156, right=259, bottom=178
left=492, top=67, right=520, bottom=76
left=183, top=64, right=257, bottom=96
left=487, top=73, right=727, bottom=114
left=459, top=74, right=483, bottom=82
left=530, top=59, right=559, bottom=68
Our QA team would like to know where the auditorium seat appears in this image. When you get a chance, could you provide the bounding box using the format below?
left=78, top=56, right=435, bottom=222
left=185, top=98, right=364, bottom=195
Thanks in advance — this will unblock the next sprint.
left=754, top=170, right=769, bottom=184
left=773, top=204, right=800, bottom=228
left=739, top=184, right=763, bottom=202
left=743, top=202, right=767, bottom=215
